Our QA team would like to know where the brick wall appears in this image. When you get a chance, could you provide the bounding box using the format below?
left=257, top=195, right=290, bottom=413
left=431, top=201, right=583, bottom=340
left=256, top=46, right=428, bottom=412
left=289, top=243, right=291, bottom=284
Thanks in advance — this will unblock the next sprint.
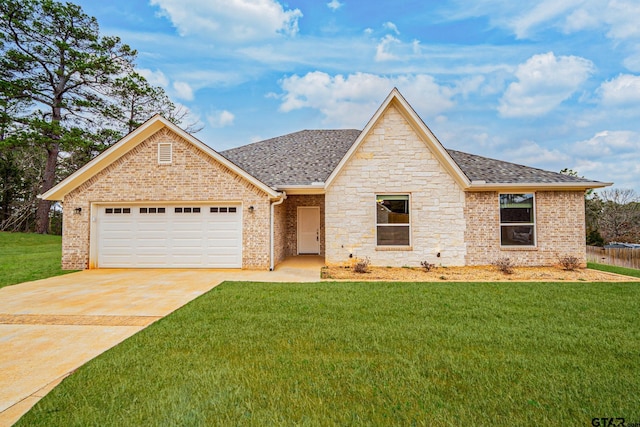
left=464, top=191, right=587, bottom=266
left=273, top=201, right=287, bottom=266
left=61, top=128, right=272, bottom=270
left=325, top=105, right=467, bottom=267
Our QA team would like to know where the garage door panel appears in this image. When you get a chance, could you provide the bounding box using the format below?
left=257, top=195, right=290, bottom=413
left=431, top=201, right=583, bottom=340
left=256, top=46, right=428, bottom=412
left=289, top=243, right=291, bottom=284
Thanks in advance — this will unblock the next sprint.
left=97, top=204, right=242, bottom=268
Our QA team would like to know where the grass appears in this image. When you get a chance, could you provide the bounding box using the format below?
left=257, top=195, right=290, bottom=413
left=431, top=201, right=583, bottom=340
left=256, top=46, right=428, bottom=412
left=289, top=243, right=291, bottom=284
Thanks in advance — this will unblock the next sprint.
left=18, top=281, right=640, bottom=426
left=588, top=262, right=640, bottom=278
left=0, top=231, right=72, bottom=288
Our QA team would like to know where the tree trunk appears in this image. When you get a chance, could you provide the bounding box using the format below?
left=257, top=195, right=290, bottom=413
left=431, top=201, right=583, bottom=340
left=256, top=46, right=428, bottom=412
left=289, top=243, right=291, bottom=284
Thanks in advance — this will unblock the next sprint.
left=35, top=143, right=59, bottom=234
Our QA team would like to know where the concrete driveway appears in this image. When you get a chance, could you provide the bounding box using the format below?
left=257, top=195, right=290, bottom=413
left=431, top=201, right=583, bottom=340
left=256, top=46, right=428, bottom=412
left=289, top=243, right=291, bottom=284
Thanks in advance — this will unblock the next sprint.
left=0, top=257, right=324, bottom=426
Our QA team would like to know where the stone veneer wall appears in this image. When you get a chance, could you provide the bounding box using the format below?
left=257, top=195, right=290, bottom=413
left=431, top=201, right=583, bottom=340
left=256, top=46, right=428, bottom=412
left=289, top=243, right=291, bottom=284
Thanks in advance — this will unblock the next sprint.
left=325, top=104, right=467, bottom=267
left=61, top=128, right=271, bottom=270
left=283, top=195, right=325, bottom=257
left=464, top=191, right=587, bottom=266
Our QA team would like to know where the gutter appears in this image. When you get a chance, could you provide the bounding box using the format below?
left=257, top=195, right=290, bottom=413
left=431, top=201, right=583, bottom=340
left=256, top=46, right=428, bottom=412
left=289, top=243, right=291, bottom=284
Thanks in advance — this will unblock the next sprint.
left=270, top=192, right=287, bottom=271
left=466, top=181, right=613, bottom=191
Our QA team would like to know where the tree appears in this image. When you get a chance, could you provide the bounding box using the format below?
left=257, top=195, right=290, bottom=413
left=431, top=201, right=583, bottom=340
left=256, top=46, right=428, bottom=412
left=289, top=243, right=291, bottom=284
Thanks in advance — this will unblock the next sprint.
left=104, top=71, right=175, bottom=134
left=597, top=189, right=640, bottom=243
left=0, top=0, right=136, bottom=233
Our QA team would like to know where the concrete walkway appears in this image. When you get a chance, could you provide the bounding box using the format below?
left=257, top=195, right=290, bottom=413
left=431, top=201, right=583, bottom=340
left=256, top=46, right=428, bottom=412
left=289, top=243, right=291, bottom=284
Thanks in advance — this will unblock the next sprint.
left=0, top=256, right=324, bottom=426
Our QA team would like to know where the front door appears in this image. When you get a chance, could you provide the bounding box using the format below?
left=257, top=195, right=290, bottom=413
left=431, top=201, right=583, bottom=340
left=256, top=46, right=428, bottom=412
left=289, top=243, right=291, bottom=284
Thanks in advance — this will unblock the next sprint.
left=297, top=206, right=320, bottom=254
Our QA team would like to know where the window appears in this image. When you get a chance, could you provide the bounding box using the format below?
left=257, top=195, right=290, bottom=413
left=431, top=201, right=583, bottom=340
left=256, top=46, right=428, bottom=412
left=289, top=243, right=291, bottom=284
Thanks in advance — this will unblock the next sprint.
left=141, top=207, right=165, bottom=214
left=158, top=142, right=172, bottom=164
left=500, top=193, right=535, bottom=246
left=376, top=195, right=410, bottom=246
left=105, top=207, right=130, bottom=214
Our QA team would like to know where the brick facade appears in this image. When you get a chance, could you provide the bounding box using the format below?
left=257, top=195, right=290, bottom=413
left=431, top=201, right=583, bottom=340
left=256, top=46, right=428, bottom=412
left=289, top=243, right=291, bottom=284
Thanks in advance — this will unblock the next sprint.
left=58, top=110, right=589, bottom=271
left=61, top=128, right=272, bottom=270
left=273, top=201, right=287, bottom=267
left=325, top=105, right=467, bottom=267
left=464, top=191, right=587, bottom=266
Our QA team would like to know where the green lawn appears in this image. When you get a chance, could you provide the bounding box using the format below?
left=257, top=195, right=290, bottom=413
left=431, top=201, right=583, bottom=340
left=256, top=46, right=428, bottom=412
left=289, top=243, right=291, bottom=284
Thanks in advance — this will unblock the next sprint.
left=0, top=231, right=72, bottom=288
left=588, top=262, right=640, bottom=278
left=18, top=281, right=640, bottom=426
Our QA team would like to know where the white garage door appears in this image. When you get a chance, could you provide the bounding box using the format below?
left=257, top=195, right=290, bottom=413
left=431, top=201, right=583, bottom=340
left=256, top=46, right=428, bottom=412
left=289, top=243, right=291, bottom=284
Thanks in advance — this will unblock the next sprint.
left=96, top=204, right=242, bottom=268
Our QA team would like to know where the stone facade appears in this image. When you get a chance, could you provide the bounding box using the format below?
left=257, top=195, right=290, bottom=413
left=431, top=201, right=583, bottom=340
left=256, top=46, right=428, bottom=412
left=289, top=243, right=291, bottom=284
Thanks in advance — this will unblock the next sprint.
left=464, top=191, right=587, bottom=266
left=325, top=105, right=467, bottom=267
left=61, top=128, right=272, bottom=270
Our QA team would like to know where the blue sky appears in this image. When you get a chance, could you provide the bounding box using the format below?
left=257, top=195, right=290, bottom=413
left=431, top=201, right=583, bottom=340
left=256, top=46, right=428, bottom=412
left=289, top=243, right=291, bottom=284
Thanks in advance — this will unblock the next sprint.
left=75, top=0, right=640, bottom=192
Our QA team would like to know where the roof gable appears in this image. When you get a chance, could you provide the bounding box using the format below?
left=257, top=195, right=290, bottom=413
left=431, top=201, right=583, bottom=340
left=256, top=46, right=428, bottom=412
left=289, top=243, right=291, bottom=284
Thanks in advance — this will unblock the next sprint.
left=324, top=88, right=471, bottom=190
left=41, top=115, right=280, bottom=201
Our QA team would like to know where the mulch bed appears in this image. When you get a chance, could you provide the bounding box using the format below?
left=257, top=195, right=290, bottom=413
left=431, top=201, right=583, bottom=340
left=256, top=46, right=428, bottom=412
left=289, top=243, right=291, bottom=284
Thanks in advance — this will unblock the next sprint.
left=321, top=265, right=639, bottom=282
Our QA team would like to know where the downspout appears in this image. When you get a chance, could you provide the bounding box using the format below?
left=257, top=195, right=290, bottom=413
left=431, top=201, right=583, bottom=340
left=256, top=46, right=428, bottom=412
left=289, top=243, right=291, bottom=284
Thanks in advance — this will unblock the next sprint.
left=270, top=192, right=287, bottom=271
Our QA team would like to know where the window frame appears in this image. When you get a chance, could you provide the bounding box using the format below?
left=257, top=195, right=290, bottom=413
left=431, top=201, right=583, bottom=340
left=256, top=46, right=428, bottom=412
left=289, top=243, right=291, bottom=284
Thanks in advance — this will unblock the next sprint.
left=499, top=192, right=537, bottom=247
left=375, top=194, right=411, bottom=247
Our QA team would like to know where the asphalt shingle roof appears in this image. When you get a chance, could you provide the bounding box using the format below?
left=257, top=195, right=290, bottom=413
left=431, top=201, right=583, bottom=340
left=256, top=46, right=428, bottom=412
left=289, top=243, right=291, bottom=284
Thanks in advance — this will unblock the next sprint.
left=446, top=149, right=601, bottom=185
left=221, top=129, right=602, bottom=188
left=221, top=129, right=361, bottom=186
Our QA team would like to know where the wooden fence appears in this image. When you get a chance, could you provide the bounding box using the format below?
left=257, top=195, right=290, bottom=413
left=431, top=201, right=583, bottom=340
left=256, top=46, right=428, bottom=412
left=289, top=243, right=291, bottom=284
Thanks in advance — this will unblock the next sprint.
left=586, top=246, right=640, bottom=270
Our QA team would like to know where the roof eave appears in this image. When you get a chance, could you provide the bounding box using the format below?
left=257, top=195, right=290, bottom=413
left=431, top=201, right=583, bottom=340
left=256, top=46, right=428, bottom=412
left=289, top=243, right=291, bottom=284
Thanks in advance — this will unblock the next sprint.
left=276, top=185, right=326, bottom=195
left=466, top=181, right=613, bottom=192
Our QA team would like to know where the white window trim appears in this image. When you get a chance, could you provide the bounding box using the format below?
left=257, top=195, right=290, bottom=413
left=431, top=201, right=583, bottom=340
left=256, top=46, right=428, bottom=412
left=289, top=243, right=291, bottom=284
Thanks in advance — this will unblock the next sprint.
left=499, top=192, right=537, bottom=248
left=158, top=142, right=172, bottom=164
left=375, top=194, right=412, bottom=248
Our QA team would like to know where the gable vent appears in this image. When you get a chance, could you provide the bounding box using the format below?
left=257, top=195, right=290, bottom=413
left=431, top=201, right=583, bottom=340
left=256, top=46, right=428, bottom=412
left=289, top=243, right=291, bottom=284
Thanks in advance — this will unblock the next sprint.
left=158, top=142, right=172, bottom=164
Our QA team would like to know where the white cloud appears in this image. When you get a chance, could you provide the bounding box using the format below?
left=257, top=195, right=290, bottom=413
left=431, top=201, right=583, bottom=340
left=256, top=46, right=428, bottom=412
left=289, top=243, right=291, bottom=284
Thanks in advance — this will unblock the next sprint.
left=446, top=0, right=640, bottom=42
left=574, top=130, right=639, bottom=156
left=383, top=21, right=400, bottom=35
left=598, top=74, right=640, bottom=106
left=375, top=34, right=401, bottom=62
left=326, top=0, right=343, bottom=11
left=571, top=130, right=640, bottom=188
left=137, top=68, right=169, bottom=88
left=207, top=110, right=235, bottom=128
left=279, top=71, right=454, bottom=127
left=510, top=0, right=582, bottom=39
left=172, top=81, right=194, bottom=100
left=603, top=0, right=640, bottom=39
left=149, top=0, right=302, bottom=42
left=498, top=52, right=594, bottom=118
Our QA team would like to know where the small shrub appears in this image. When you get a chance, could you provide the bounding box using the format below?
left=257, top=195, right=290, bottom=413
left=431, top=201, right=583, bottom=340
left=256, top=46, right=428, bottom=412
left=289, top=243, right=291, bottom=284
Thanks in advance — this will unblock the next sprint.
left=353, top=257, right=370, bottom=274
left=493, top=257, right=515, bottom=275
left=421, top=261, right=435, bottom=272
left=559, top=255, right=580, bottom=271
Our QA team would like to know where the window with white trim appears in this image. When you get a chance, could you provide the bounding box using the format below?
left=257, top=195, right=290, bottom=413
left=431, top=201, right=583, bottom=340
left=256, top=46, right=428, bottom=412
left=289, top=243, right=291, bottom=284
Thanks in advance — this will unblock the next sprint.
left=500, top=193, right=535, bottom=246
left=158, top=142, right=172, bottom=164
left=376, top=195, right=410, bottom=246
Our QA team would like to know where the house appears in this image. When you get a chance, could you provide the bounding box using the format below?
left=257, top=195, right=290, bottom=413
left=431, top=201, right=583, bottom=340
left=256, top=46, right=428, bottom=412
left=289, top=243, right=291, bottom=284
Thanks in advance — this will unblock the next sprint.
left=42, top=89, right=610, bottom=270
